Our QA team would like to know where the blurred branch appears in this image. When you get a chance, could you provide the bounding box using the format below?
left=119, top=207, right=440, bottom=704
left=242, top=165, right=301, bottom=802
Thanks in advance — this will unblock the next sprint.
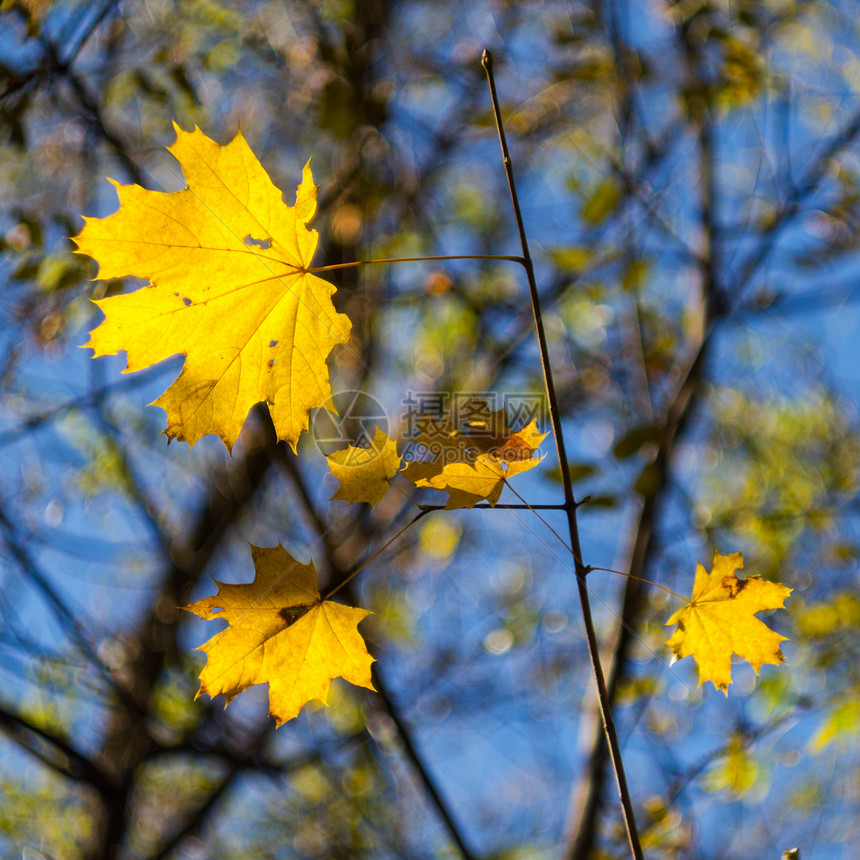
left=149, top=725, right=366, bottom=860
left=565, top=13, right=722, bottom=856
left=565, top=7, right=860, bottom=854
left=91, top=420, right=279, bottom=860
left=275, top=443, right=478, bottom=860
left=729, top=105, right=860, bottom=307
left=736, top=280, right=860, bottom=318
left=0, top=504, right=135, bottom=707
left=57, top=0, right=120, bottom=69
left=0, top=703, right=110, bottom=791
left=94, top=404, right=174, bottom=556
left=40, top=36, right=145, bottom=186
left=0, top=369, right=173, bottom=451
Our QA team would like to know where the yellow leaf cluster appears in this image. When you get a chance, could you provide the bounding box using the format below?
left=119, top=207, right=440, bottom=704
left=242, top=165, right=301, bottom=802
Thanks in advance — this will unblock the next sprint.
left=75, top=125, right=350, bottom=452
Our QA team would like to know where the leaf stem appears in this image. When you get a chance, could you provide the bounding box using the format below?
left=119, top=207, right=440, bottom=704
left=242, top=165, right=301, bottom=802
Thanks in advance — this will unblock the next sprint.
left=483, top=48, right=643, bottom=860
left=417, top=502, right=568, bottom=511
left=589, top=566, right=688, bottom=604
left=324, top=512, right=427, bottom=601
left=389, top=476, right=426, bottom=511
left=307, top=253, right=525, bottom=274
left=505, top=482, right=574, bottom=555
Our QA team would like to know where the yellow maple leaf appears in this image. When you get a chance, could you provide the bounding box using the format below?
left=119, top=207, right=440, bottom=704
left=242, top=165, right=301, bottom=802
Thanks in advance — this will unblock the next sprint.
left=183, top=543, right=374, bottom=726
left=74, top=124, right=351, bottom=452
left=327, top=427, right=401, bottom=508
left=402, top=399, right=548, bottom=509
left=665, top=551, right=792, bottom=694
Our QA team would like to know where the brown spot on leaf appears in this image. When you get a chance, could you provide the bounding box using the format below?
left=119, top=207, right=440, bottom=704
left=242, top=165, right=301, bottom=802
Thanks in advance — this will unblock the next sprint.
left=723, top=574, right=749, bottom=597
left=278, top=605, right=311, bottom=628
left=493, top=434, right=535, bottom=461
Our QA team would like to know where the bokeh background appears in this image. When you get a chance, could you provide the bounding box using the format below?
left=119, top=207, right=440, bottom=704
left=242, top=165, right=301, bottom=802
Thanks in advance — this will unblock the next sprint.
left=1, top=1, right=859, bottom=858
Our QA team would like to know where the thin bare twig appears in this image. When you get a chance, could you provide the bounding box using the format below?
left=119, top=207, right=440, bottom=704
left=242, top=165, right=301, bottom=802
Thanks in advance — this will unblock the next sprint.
left=482, top=49, right=643, bottom=860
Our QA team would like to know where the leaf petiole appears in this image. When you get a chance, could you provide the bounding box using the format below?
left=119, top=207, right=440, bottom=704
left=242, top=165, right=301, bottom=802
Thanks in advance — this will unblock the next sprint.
left=393, top=480, right=428, bottom=511
left=306, top=253, right=526, bottom=274
left=324, top=511, right=427, bottom=601
left=588, top=566, right=689, bottom=603
left=505, top=482, right=578, bottom=560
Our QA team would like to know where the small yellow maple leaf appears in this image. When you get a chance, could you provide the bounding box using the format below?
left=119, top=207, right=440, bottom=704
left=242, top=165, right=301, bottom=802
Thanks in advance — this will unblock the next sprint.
left=665, top=551, right=792, bottom=694
left=327, top=427, right=401, bottom=508
left=183, top=543, right=374, bottom=726
left=74, top=124, right=351, bottom=452
left=402, top=399, right=548, bottom=509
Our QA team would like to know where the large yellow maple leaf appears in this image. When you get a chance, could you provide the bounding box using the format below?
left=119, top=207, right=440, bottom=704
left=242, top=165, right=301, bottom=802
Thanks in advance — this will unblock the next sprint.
left=666, top=551, right=792, bottom=693
left=402, top=399, right=548, bottom=509
left=74, top=124, right=351, bottom=451
left=184, top=544, right=374, bottom=726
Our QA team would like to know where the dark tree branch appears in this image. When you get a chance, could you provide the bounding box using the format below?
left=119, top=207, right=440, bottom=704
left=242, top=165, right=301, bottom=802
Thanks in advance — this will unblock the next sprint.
left=0, top=705, right=110, bottom=792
